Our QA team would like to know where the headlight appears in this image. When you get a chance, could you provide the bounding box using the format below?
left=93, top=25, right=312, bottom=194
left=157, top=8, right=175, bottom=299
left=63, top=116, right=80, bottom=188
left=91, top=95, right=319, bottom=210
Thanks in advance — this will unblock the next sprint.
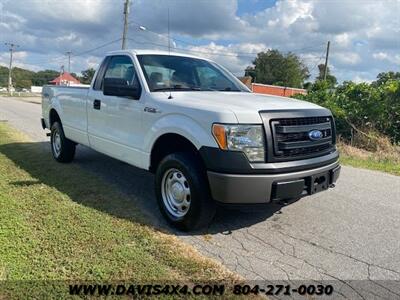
left=212, top=124, right=265, bottom=162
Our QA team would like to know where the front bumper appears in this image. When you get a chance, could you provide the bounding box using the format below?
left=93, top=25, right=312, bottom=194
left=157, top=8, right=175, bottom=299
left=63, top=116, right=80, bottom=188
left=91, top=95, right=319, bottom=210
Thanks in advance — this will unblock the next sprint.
left=207, top=161, right=340, bottom=204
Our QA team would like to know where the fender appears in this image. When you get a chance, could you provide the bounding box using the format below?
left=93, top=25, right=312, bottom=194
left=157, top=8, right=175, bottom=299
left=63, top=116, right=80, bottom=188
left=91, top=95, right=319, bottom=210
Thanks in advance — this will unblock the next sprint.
left=44, top=86, right=64, bottom=126
left=42, top=86, right=56, bottom=127
left=49, top=102, right=63, bottom=123
left=143, top=113, right=218, bottom=168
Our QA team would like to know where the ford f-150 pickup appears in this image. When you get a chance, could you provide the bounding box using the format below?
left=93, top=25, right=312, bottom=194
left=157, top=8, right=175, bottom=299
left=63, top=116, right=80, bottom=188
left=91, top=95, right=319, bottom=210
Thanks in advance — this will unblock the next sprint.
left=41, top=49, right=340, bottom=230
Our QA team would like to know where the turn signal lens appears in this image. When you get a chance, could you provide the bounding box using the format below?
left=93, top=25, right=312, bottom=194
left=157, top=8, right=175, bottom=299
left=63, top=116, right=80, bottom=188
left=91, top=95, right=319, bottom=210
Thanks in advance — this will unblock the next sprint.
left=212, top=123, right=265, bottom=162
left=212, top=124, right=227, bottom=149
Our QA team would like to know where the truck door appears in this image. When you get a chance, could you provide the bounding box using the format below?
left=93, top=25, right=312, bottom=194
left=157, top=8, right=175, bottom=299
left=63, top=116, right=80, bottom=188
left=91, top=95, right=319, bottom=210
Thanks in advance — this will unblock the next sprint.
left=87, top=55, right=145, bottom=167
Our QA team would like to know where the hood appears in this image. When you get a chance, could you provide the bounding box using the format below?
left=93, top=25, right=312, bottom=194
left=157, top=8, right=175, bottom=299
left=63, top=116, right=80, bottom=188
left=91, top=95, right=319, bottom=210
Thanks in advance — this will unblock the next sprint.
left=153, top=91, right=326, bottom=123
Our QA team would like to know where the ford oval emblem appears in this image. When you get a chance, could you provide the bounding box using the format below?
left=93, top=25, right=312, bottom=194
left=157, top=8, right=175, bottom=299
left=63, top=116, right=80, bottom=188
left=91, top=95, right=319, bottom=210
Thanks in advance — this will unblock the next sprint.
left=308, top=130, right=323, bottom=141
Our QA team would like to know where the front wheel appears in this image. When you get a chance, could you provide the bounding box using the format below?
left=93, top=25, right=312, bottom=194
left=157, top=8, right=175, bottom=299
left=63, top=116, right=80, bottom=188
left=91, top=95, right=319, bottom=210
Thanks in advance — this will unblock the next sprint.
left=155, top=152, right=216, bottom=231
left=50, top=122, right=76, bottom=163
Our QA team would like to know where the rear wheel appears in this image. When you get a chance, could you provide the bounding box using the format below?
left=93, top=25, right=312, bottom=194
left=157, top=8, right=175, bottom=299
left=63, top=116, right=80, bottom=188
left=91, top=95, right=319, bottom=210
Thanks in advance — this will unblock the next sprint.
left=50, top=122, right=76, bottom=163
left=155, top=152, right=216, bottom=231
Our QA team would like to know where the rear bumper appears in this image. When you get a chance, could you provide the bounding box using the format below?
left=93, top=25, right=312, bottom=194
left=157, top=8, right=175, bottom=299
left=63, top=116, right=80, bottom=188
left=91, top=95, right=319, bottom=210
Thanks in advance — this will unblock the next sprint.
left=207, top=161, right=340, bottom=204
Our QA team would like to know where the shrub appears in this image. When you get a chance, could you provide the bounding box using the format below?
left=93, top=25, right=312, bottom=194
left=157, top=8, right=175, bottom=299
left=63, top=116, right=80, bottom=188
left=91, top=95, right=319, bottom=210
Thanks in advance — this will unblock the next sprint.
left=293, top=73, right=400, bottom=146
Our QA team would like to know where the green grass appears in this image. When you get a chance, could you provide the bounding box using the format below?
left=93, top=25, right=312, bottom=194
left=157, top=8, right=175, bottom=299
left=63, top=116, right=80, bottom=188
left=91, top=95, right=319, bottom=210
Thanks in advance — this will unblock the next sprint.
left=0, top=123, right=237, bottom=298
left=340, top=155, right=400, bottom=176
left=339, top=144, right=400, bottom=176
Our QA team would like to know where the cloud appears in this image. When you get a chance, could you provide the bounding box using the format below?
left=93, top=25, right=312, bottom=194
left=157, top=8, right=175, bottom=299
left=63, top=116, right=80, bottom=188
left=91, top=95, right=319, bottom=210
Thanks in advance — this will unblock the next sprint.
left=0, top=0, right=399, bottom=82
left=373, top=52, right=400, bottom=65
left=353, top=75, right=373, bottom=84
left=335, top=52, right=361, bottom=66
left=185, top=42, right=268, bottom=75
left=132, top=0, right=242, bottom=37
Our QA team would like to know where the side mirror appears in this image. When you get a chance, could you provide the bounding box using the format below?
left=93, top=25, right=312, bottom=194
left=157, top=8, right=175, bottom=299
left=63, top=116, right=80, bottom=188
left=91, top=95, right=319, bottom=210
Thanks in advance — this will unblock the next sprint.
left=103, top=77, right=141, bottom=99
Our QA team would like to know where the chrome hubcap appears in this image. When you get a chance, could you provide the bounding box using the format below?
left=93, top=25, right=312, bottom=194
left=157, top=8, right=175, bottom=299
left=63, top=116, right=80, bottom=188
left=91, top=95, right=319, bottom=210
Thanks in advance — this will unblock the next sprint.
left=52, top=130, right=61, bottom=157
left=161, top=168, right=191, bottom=218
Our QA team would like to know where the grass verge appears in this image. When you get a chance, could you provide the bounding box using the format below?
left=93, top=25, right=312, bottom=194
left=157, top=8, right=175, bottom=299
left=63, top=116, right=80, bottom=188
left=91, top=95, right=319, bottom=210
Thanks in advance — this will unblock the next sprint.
left=338, top=142, right=400, bottom=176
left=0, top=122, right=239, bottom=298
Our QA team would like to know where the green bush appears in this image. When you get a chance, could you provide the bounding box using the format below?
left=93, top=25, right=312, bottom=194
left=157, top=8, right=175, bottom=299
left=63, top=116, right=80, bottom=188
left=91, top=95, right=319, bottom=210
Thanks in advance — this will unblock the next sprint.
left=293, top=73, right=400, bottom=144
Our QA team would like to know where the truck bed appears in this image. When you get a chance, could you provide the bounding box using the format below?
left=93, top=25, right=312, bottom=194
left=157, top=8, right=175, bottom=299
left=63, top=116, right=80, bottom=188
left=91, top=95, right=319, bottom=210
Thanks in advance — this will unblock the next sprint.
left=42, top=85, right=91, bottom=146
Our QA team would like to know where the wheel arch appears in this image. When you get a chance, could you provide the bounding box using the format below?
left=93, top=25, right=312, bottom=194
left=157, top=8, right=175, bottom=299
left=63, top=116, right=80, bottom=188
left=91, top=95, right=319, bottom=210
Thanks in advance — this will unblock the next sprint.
left=149, top=133, right=205, bottom=173
left=49, top=108, right=61, bottom=127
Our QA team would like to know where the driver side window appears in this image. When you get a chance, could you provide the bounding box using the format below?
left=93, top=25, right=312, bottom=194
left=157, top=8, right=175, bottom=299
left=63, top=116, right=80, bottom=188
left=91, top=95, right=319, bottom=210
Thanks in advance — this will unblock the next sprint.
left=103, top=56, right=140, bottom=90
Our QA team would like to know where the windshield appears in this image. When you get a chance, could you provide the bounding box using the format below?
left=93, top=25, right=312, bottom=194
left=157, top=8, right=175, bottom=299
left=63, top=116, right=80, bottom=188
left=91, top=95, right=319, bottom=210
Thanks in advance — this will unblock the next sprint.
left=137, top=54, right=249, bottom=92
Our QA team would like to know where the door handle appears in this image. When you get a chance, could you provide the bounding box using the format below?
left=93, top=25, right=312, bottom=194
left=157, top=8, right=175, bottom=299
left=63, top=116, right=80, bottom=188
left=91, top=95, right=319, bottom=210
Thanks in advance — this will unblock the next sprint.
left=93, top=99, right=101, bottom=110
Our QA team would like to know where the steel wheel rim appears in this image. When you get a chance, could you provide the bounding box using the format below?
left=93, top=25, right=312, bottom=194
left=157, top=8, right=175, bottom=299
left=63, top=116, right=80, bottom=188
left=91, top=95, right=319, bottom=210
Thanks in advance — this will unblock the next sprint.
left=52, top=130, right=62, bottom=157
left=161, top=168, right=191, bottom=218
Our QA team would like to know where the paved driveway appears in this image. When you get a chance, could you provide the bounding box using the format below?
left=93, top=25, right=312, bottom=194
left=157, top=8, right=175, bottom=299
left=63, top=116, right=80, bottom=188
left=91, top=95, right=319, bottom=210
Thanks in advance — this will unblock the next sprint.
left=1, top=96, right=400, bottom=298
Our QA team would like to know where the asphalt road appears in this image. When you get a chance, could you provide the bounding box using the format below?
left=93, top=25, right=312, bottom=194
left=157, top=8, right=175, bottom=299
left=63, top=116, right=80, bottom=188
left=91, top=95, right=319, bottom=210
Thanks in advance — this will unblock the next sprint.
left=1, top=96, right=400, bottom=298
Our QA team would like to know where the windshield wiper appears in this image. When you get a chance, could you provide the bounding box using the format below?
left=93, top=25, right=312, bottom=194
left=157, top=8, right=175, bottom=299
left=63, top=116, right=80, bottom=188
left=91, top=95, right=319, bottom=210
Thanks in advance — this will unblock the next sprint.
left=153, top=86, right=203, bottom=92
left=152, top=86, right=241, bottom=92
left=218, top=87, right=241, bottom=92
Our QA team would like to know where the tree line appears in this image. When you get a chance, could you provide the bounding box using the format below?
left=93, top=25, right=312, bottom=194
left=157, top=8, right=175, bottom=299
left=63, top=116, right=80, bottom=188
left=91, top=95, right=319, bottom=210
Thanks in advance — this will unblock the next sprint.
left=0, top=66, right=96, bottom=89
left=245, top=49, right=399, bottom=145
left=244, top=49, right=337, bottom=89
left=293, top=72, right=400, bottom=145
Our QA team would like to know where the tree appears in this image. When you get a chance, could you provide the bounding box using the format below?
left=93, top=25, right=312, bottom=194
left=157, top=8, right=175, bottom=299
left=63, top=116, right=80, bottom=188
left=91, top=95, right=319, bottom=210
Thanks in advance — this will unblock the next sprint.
left=316, top=64, right=337, bottom=87
left=303, top=81, right=313, bottom=90
left=372, top=71, right=400, bottom=86
left=13, top=67, right=35, bottom=89
left=70, top=72, right=79, bottom=80
left=15, top=79, right=32, bottom=89
left=32, top=70, right=60, bottom=86
left=245, top=49, right=310, bottom=88
left=80, top=68, right=96, bottom=84
left=293, top=72, right=400, bottom=144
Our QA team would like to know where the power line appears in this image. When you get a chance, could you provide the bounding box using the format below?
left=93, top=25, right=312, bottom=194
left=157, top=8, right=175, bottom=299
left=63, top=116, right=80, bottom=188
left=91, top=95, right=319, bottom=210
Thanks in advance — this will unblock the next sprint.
left=126, top=37, right=323, bottom=61
left=19, top=38, right=122, bottom=66
left=140, top=35, right=324, bottom=58
left=16, top=54, right=69, bottom=66
left=0, top=38, right=122, bottom=77
left=72, top=38, right=122, bottom=57
left=128, top=19, right=325, bottom=56
left=308, top=55, right=325, bottom=74
left=1, top=31, right=325, bottom=78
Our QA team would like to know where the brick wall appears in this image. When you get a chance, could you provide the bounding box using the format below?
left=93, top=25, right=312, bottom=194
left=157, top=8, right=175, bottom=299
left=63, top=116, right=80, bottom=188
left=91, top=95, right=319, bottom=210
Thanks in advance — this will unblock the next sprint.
left=252, top=83, right=307, bottom=97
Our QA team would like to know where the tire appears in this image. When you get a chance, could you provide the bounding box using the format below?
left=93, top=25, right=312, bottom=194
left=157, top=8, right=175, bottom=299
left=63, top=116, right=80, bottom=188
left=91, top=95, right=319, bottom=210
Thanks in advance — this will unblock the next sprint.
left=50, top=121, right=76, bottom=163
left=155, top=152, right=216, bottom=231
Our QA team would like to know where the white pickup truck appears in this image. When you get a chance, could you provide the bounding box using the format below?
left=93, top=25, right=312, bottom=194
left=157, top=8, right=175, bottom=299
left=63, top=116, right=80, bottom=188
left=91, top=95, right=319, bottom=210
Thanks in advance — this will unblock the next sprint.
left=42, top=50, right=340, bottom=230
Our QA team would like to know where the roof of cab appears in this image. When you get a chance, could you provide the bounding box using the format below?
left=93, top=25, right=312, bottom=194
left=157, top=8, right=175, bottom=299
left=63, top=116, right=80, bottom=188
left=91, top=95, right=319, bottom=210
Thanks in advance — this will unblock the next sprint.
left=106, top=49, right=207, bottom=61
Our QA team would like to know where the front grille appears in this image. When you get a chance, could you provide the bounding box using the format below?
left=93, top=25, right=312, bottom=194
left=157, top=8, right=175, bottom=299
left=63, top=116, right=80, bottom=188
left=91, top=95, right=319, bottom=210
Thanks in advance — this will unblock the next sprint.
left=271, top=116, right=334, bottom=160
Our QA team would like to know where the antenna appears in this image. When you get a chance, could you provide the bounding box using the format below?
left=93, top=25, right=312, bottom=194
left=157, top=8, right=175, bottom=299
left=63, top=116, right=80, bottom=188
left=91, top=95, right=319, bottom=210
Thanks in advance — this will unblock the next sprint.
left=168, top=8, right=171, bottom=55
left=167, top=7, right=173, bottom=99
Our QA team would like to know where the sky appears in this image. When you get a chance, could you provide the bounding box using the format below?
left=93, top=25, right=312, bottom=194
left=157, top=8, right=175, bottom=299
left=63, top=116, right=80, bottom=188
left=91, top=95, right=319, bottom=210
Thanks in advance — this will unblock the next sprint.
left=0, top=0, right=399, bottom=83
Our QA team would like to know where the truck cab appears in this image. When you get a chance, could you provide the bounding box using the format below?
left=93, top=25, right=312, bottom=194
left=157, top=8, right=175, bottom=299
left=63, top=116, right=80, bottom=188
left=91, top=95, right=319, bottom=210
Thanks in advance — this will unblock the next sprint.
left=42, top=49, right=340, bottom=230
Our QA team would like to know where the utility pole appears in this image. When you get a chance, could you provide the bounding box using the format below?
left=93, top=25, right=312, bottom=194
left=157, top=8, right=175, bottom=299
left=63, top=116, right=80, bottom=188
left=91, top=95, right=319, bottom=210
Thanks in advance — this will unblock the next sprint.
left=121, top=0, right=130, bottom=49
left=323, top=40, right=330, bottom=81
left=66, top=51, right=72, bottom=73
left=5, top=42, right=20, bottom=95
left=59, top=65, right=64, bottom=86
